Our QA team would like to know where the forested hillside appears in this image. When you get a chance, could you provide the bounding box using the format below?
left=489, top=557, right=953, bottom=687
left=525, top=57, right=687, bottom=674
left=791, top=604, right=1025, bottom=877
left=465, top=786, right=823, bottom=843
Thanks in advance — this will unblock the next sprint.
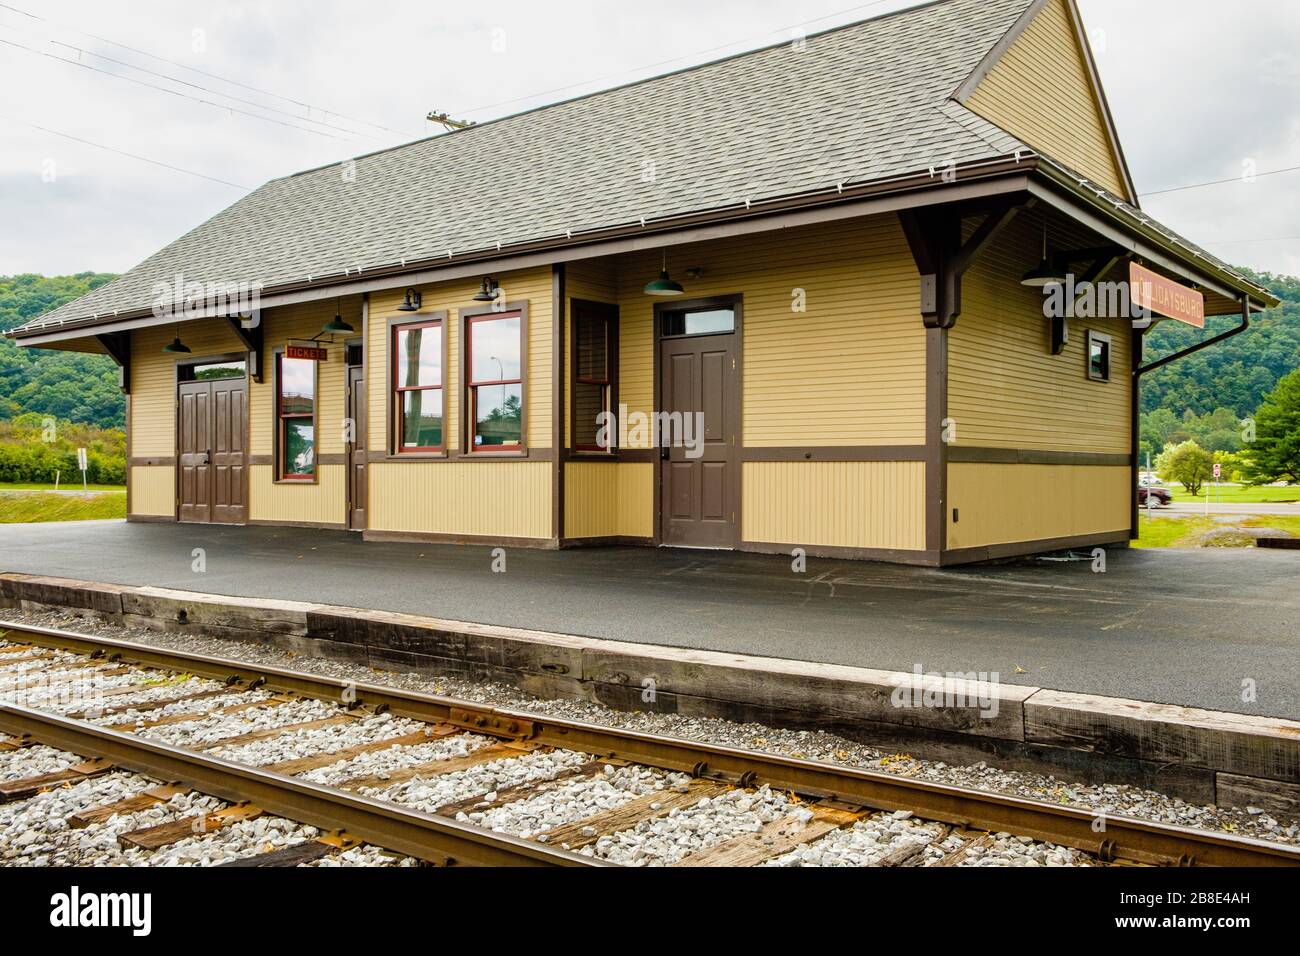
left=1, top=268, right=1297, bottom=445
left=0, top=273, right=123, bottom=428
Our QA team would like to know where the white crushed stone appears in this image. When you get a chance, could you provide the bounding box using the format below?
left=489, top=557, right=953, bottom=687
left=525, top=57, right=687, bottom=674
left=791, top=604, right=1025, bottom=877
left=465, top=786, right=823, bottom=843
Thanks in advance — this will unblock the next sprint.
left=134, top=697, right=343, bottom=748
left=0, top=743, right=84, bottom=782
left=372, top=748, right=592, bottom=814
left=5, top=612, right=1297, bottom=859
left=210, top=711, right=425, bottom=767
left=462, top=764, right=686, bottom=840
left=300, top=731, right=495, bottom=787
left=585, top=785, right=791, bottom=866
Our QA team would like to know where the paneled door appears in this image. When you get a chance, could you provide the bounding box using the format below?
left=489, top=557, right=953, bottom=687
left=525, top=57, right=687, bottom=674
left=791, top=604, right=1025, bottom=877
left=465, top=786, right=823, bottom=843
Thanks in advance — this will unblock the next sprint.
left=177, top=377, right=247, bottom=524
left=658, top=332, right=739, bottom=548
left=347, top=364, right=367, bottom=530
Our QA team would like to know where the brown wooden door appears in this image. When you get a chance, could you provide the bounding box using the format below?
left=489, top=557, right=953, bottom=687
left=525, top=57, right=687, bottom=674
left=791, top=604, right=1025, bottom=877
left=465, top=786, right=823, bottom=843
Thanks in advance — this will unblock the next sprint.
left=210, top=376, right=247, bottom=524
left=659, top=333, right=739, bottom=548
left=177, top=378, right=247, bottom=525
left=347, top=364, right=367, bottom=530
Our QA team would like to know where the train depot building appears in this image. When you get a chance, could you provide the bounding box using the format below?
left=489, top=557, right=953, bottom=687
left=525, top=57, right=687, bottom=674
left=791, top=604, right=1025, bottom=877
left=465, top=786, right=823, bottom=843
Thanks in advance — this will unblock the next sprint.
left=9, top=0, right=1277, bottom=567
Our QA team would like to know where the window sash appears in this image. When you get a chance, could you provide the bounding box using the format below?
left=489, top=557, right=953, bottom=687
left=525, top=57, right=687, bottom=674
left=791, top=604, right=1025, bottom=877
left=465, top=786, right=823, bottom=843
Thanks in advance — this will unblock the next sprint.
left=467, top=312, right=523, bottom=451
left=277, top=354, right=316, bottom=480
left=573, top=311, right=613, bottom=452
left=393, top=319, right=445, bottom=453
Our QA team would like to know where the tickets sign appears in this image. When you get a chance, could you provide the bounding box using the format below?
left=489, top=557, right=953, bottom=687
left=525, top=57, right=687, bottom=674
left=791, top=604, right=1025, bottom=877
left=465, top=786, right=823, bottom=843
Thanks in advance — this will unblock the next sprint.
left=1129, top=262, right=1205, bottom=329
left=285, top=345, right=328, bottom=362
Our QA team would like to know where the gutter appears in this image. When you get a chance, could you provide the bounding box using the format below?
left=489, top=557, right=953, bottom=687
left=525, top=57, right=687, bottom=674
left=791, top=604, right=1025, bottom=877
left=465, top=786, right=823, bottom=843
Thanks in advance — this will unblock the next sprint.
left=1129, top=296, right=1253, bottom=537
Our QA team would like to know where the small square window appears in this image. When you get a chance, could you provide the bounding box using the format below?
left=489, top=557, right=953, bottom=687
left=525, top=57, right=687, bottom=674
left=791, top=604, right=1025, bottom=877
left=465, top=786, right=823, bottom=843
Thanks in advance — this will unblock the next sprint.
left=1087, top=331, right=1111, bottom=382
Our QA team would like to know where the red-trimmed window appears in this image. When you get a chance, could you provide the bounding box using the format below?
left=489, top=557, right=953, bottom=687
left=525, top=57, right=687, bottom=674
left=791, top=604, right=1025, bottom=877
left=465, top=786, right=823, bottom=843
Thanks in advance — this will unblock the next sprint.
left=393, top=319, right=444, bottom=452
left=574, top=311, right=612, bottom=452
left=467, top=311, right=523, bottom=451
left=277, top=353, right=316, bottom=480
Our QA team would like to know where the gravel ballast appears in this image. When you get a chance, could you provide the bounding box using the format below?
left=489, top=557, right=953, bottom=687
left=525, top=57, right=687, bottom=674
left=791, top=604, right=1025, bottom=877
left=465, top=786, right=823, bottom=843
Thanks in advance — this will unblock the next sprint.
left=2, top=608, right=1296, bottom=862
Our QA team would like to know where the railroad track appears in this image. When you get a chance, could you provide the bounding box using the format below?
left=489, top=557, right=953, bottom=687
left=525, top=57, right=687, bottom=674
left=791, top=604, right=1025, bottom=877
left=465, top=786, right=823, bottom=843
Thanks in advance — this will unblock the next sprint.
left=0, top=620, right=1295, bottom=868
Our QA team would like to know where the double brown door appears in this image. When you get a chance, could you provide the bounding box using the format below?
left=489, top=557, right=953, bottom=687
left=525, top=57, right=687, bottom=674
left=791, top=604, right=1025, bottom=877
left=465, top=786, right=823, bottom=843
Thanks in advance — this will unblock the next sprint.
left=659, top=332, right=739, bottom=548
left=178, top=378, right=247, bottom=524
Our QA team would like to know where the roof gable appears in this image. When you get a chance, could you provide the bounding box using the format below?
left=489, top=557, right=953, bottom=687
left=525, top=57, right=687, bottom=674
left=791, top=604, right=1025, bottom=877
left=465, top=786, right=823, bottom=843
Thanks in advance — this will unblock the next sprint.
left=957, top=0, right=1136, bottom=202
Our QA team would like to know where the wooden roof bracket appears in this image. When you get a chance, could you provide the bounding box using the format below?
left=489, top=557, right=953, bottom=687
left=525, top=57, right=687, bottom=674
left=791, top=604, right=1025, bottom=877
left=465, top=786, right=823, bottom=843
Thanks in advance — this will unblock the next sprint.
left=900, top=196, right=1025, bottom=329
left=1048, top=245, right=1126, bottom=355
left=95, top=332, right=131, bottom=395
left=223, top=315, right=264, bottom=384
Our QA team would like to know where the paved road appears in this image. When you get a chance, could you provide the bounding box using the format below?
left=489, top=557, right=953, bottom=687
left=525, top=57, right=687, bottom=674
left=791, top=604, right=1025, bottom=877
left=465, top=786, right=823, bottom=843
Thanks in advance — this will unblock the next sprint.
left=1158, top=501, right=1300, bottom=517
left=1, top=520, right=1297, bottom=718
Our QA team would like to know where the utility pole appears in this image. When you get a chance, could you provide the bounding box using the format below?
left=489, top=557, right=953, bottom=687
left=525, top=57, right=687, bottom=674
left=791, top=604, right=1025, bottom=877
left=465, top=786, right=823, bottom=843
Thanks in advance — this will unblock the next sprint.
left=427, top=111, right=475, bottom=131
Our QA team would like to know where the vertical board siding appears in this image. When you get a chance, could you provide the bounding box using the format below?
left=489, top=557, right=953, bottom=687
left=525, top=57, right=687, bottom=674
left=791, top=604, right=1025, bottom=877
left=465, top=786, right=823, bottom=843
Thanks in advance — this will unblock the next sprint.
left=966, top=0, right=1128, bottom=198
left=129, top=465, right=175, bottom=516
left=950, top=212, right=1131, bottom=452
left=948, top=463, right=1130, bottom=549
left=613, top=214, right=925, bottom=448
left=249, top=464, right=346, bottom=525
left=616, top=463, right=654, bottom=539
left=369, top=461, right=552, bottom=539
left=564, top=461, right=617, bottom=538
left=742, top=461, right=926, bottom=551
left=367, top=266, right=552, bottom=454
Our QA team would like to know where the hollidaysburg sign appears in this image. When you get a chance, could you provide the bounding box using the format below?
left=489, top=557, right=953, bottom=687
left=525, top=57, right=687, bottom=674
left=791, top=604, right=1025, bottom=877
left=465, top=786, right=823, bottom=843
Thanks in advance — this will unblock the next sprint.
left=1129, top=262, right=1205, bottom=328
left=285, top=344, right=328, bottom=362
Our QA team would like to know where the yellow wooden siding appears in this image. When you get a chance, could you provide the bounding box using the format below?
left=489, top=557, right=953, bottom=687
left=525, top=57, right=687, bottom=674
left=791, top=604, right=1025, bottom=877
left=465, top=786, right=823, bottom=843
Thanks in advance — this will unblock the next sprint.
left=617, top=463, right=654, bottom=539
left=743, top=461, right=926, bottom=551
left=367, top=266, right=552, bottom=454
left=129, top=321, right=244, bottom=456
left=129, top=465, right=175, bottom=516
left=368, top=461, right=552, bottom=539
left=613, top=215, right=926, bottom=448
left=250, top=298, right=358, bottom=457
left=950, top=214, right=1131, bottom=452
left=249, top=464, right=346, bottom=525
left=947, top=463, right=1129, bottom=550
left=564, top=462, right=617, bottom=538
left=966, top=0, right=1129, bottom=198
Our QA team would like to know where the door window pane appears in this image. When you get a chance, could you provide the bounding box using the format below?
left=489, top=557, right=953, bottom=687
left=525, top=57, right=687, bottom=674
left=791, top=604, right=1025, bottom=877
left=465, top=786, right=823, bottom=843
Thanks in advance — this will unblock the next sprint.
left=662, top=307, right=735, bottom=337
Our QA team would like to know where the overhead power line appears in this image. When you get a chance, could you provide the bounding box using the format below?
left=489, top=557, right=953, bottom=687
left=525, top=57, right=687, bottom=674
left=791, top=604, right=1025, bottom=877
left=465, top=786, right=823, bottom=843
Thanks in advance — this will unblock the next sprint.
left=0, top=0, right=416, bottom=139
left=1140, top=164, right=1300, bottom=197
left=0, top=112, right=251, bottom=189
left=0, top=35, right=355, bottom=142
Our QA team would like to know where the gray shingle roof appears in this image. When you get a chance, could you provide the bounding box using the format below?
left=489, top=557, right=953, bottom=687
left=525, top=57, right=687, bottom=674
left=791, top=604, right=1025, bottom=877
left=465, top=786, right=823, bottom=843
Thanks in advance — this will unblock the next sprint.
left=21, top=0, right=1041, bottom=332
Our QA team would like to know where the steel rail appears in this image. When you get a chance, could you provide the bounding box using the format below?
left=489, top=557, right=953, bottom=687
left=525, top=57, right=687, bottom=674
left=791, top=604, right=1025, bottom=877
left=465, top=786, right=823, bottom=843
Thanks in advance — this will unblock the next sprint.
left=0, top=699, right=601, bottom=868
left=2, top=620, right=1297, bottom=868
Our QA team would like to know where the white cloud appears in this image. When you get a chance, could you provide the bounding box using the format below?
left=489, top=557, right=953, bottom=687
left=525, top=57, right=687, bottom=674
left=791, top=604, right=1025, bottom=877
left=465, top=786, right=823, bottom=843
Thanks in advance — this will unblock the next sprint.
left=1, top=0, right=1296, bottom=277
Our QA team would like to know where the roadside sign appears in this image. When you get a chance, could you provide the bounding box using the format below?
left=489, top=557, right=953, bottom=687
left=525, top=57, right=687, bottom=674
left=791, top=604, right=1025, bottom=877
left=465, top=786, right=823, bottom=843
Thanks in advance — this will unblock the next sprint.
left=77, top=447, right=87, bottom=471
left=1213, top=463, right=1222, bottom=480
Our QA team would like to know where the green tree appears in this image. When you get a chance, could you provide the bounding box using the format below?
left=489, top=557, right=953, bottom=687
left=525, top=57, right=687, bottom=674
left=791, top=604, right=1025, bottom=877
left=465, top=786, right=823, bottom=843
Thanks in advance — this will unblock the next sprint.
left=1240, top=369, right=1300, bottom=485
left=1157, top=440, right=1215, bottom=496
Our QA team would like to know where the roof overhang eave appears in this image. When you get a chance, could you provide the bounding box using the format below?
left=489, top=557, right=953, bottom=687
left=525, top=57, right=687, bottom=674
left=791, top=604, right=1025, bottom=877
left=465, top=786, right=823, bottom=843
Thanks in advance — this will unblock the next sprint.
left=1028, top=165, right=1280, bottom=312
left=9, top=156, right=1041, bottom=348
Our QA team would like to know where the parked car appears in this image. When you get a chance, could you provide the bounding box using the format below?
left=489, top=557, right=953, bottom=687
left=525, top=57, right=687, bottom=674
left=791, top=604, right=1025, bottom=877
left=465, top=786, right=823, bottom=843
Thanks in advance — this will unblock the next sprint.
left=1138, top=486, right=1172, bottom=507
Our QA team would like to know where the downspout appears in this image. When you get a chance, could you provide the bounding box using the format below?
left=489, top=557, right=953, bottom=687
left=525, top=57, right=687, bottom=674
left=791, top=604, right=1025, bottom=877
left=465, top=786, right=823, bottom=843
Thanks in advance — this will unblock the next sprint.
left=1130, top=296, right=1253, bottom=537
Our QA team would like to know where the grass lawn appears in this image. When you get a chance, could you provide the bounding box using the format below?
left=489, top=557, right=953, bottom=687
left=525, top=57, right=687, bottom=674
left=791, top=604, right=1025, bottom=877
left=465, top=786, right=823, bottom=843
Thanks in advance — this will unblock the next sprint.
left=1136, top=514, right=1300, bottom=548
left=1148, top=483, right=1300, bottom=504
left=0, top=482, right=126, bottom=493
left=0, top=490, right=126, bottom=523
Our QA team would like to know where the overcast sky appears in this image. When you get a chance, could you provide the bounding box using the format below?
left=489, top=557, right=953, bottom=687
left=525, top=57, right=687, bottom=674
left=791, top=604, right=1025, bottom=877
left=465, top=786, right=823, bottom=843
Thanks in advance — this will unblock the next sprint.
left=1, top=0, right=1297, bottom=279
